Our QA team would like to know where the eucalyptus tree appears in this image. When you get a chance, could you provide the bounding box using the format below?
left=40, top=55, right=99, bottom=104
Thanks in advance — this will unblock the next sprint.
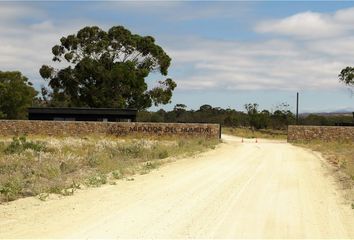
left=0, top=71, right=37, bottom=119
left=40, top=26, right=176, bottom=109
left=339, top=66, right=354, bottom=87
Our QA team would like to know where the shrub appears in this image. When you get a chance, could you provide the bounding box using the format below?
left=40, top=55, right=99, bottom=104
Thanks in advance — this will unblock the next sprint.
left=158, top=150, right=169, bottom=159
left=87, top=174, right=107, bottom=187
left=112, top=170, right=123, bottom=179
left=0, top=177, right=23, bottom=201
left=87, top=153, right=101, bottom=167
left=5, top=136, right=46, bottom=154
left=118, top=142, right=144, bottom=158
left=145, top=161, right=159, bottom=169
left=140, top=161, right=160, bottom=175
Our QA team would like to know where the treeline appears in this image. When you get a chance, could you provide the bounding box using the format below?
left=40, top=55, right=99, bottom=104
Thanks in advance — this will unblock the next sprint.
left=138, top=104, right=353, bottom=130
left=299, top=114, right=353, bottom=126
left=138, top=103, right=294, bottom=130
left=1, top=71, right=352, bottom=129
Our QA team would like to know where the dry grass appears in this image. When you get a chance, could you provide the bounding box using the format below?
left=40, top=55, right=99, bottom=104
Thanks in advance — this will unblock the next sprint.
left=295, top=140, right=354, bottom=181
left=0, top=135, right=219, bottom=203
left=295, top=140, right=354, bottom=206
left=223, top=127, right=287, bottom=140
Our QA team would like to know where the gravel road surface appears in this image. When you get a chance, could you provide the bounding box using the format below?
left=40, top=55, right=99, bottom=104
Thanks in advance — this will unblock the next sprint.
left=1, top=135, right=354, bottom=238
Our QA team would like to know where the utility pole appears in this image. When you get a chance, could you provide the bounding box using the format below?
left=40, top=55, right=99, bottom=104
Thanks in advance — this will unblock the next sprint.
left=296, top=92, right=299, bottom=125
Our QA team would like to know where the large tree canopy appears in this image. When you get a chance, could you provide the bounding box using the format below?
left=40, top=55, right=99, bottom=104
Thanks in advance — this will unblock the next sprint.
left=339, top=66, right=354, bottom=87
left=40, top=26, right=176, bottom=109
left=0, top=71, right=37, bottom=119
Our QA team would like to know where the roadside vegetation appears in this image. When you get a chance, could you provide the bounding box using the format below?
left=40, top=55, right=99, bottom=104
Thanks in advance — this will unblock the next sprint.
left=0, top=135, right=219, bottom=203
left=296, top=140, right=354, bottom=208
left=296, top=141, right=354, bottom=181
left=291, top=140, right=354, bottom=213
left=222, top=127, right=287, bottom=140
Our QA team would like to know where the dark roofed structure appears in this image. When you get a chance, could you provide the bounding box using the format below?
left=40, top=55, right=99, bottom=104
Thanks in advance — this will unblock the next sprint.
left=28, top=107, right=137, bottom=122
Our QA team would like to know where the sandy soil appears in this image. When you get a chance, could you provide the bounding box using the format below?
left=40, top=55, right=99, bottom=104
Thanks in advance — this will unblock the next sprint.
left=1, top=135, right=354, bottom=239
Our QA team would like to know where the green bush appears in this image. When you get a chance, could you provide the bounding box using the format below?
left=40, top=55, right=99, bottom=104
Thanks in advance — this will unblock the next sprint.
left=5, top=136, right=46, bottom=154
left=87, top=174, right=107, bottom=187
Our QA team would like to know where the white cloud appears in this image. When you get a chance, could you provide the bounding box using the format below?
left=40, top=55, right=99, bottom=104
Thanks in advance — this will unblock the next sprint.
left=163, top=7, right=354, bottom=92
left=30, top=21, right=55, bottom=31
left=0, top=2, right=353, bottom=96
left=167, top=36, right=352, bottom=91
left=334, top=7, right=354, bottom=23
left=307, top=36, right=354, bottom=59
left=0, top=4, right=42, bottom=21
left=0, top=4, right=98, bottom=86
left=255, top=8, right=354, bottom=39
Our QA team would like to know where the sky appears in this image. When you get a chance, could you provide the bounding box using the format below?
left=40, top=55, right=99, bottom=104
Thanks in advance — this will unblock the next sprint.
left=1, top=1, right=354, bottom=113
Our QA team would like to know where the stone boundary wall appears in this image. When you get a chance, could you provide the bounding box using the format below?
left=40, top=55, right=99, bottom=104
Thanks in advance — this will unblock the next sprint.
left=0, top=120, right=221, bottom=139
left=287, top=125, right=354, bottom=142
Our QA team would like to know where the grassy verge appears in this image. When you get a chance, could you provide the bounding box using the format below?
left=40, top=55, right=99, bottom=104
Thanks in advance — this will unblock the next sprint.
left=222, top=127, right=287, bottom=140
left=295, top=140, right=354, bottom=207
left=295, top=140, right=354, bottom=181
left=0, top=135, right=219, bottom=203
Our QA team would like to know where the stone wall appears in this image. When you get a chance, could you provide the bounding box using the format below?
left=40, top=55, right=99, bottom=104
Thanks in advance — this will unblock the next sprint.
left=0, top=120, right=221, bottom=139
left=287, top=125, right=354, bottom=142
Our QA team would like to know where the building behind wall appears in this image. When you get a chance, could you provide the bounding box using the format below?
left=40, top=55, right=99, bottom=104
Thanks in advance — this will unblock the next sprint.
left=28, top=107, right=137, bottom=122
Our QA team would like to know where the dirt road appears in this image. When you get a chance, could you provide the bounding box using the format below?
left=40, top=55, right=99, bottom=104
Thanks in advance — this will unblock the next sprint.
left=1, top=135, right=354, bottom=238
